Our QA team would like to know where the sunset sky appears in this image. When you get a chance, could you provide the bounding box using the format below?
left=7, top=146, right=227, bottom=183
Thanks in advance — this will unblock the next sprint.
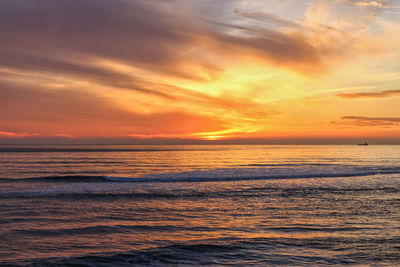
left=1, top=0, right=400, bottom=144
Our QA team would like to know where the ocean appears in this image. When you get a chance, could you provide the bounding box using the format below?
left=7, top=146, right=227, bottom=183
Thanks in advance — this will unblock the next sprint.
left=0, top=145, right=399, bottom=266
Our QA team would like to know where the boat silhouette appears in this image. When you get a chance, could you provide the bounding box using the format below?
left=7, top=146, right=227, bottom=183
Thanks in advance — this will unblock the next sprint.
left=358, top=142, right=368, bottom=146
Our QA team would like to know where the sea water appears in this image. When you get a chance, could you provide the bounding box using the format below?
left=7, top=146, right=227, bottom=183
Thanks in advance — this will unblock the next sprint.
left=0, top=145, right=399, bottom=265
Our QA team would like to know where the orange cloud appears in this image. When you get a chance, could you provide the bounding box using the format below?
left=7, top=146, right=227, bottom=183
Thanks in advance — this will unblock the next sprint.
left=0, top=81, right=230, bottom=137
left=0, top=131, right=39, bottom=138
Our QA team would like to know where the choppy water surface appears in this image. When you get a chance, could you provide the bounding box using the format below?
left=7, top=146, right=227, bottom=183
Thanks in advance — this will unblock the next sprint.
left=1, top=145, right=400, bottom=266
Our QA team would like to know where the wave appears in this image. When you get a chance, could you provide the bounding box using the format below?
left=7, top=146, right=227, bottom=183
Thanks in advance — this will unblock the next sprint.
left=8, top=237, right=383, bottom=266
left=2, top=164, right=400, bottom=184
left=0, top=175, right=109, bottom=183
left=11, top=224, right=377, bottom=238
left=0, top=190, right=211, bottom=200
left=110, top=165, right=400, bottom=183
left=3, top=187, right=399, bottom=200
left=13, top=224, right=222, bottom=237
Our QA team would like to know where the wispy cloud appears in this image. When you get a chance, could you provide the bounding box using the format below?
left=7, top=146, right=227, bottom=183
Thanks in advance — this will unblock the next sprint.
left=356, top=1, right=386, bottom=8
left=0, top=131, right=39, bottom=138
left=233, top=8, right=302, bottom=29
left=336, top=89, right=400, bottom=98
left=0, top=0, right=374, bottom=81
left=0, top=80, right=230, bottom=137
left=335, top=116, right=400, bottom=126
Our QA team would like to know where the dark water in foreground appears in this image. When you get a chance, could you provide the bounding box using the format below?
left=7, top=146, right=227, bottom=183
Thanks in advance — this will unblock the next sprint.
left=0, top=145, right=400, bottom=266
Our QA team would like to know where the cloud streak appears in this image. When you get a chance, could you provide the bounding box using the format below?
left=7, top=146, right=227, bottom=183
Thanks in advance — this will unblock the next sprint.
left=0, top=80, right=230, bottom=137
left=0, top=0, right=362, bottom=79
left=336, top=89, right=400, bottom=98
left=337, top=116, right=400, bottom=126
left=0, top=131, right=39, bottom=138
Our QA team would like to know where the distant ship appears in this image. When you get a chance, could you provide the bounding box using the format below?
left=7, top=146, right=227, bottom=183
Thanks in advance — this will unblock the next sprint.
left=358, top=142, right=368, bottom=146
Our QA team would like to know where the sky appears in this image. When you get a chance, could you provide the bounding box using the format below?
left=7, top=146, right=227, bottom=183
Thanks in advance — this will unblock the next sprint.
left=1, top=0, right=400, bottom=144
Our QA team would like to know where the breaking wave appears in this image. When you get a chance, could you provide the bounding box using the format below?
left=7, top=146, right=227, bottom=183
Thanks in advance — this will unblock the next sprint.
left=2, top=164, right=400, bottom=184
